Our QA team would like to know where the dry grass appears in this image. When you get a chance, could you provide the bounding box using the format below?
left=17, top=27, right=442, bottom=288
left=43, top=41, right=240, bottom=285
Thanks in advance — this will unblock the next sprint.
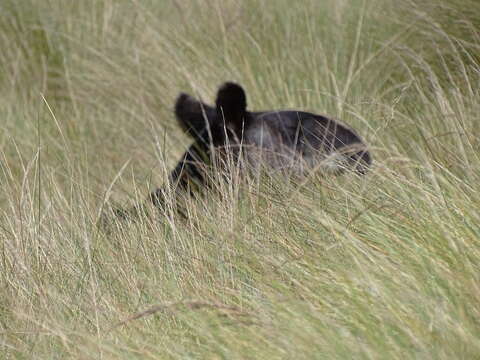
left=1, top=0, right=480, bottom=358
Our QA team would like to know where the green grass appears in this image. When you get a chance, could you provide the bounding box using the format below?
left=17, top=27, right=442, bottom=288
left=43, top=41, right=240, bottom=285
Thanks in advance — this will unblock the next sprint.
left=1, top=0, right=480, bottom=358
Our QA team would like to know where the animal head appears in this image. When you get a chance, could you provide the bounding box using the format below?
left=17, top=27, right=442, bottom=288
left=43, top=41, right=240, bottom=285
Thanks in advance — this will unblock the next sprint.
left=174, top=82, right=248, bottom=149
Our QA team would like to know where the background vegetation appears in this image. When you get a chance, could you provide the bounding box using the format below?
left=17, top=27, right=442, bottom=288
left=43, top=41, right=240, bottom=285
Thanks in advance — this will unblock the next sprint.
left=1, top=0, right=479, bottom=358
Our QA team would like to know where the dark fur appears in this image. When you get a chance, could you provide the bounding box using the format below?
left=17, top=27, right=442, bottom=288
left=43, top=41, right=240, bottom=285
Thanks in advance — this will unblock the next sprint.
left=120, top=82, right=372, bottom=217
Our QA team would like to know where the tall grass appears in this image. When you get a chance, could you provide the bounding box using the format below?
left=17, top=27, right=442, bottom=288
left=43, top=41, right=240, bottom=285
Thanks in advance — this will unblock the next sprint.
left=1, top=0, right=480, bottom=358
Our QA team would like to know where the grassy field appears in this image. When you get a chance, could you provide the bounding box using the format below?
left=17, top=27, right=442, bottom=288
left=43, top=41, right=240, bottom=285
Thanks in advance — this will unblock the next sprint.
left=1, top=0, right=480, bottom=358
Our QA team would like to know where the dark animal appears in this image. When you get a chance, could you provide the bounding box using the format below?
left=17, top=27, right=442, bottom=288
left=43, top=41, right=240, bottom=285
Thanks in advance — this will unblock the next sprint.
left=119, top=82, right=371, bottom=218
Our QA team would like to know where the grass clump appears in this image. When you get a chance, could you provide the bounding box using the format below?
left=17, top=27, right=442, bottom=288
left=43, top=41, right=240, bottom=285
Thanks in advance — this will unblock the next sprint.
left=1, top=0, right=480, bottom=358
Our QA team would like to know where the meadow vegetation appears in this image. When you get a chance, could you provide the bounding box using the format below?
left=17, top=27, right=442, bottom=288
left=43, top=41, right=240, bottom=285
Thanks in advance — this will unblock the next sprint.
left=1, top=0, right=480, bottom=358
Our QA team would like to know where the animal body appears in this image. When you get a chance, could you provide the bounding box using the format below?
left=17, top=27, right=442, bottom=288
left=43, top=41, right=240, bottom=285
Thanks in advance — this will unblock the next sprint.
left=120, top=82, right=372, bottom=217
left=150, top=82, right=371, bottom=208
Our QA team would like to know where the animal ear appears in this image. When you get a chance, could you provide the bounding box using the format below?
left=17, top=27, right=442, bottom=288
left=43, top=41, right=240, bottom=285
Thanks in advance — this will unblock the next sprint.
left=215, top=82, right=247, bottom=128
left=175, top=93, right=216, bottom=138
